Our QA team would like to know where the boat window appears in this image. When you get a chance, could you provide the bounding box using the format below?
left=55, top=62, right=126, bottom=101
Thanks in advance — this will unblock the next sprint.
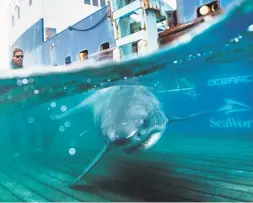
left=29, top=0, right=32, bottom=6
left=100, top=42, right=110, bottom=51
left=93, top=0, right=99, bottom=6
left=130, top=21, right=141, bottom=34
left=165, top=10, right=177, bottom=28
left=132, top=42, right=138, bottom=53
left=79, top=50, right=88, bottom=61
left=125, top=0, right=135, bottom=6
left=100, top=0, right=106, bottom=7
left=65, top=56, right=71, bottom=65
left=84, top=0, right=90, bottom=5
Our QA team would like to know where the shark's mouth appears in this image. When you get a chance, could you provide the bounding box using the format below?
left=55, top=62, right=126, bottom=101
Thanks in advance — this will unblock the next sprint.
left=122, top=128, right=164, bottom=153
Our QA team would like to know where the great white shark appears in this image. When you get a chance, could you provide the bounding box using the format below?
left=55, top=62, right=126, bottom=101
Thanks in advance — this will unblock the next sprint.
left=53, top=85, right=250, bottom=188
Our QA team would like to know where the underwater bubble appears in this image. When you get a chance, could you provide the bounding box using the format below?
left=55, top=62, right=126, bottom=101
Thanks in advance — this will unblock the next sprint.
left=107, top=79, right=111, bottom=82
left=64, top=87, right=67, bottom=90
left=234, top=38, right=239, bottom=43
left=239, top=35, right=242, bottom=39
left=34, top=89, right=39, bottom=94
left=59, top=126, right=65, bottom=132
left=22, top=78, right=29, bottom=85
left=248, top=25, right=253, bottom=32
left=61, top=105, right=67, bottom=112
left=28, top=117, right=34, bottom=124
left=17, top=80, right=23, bottom=86
left=64, top=121, right=71, bottom=128
left=28, top=78, right=34, bottom=83
left=124, top=77, right=127, bottom=80
left=173, top=60, right=178, bottom=64
left=50, top=102, right=56, bottom=108
left=69, top=148, right=76, bottom=155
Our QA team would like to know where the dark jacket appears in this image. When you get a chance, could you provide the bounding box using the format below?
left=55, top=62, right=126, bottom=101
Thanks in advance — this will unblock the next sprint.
left=10, top=59, right=23, bottom=69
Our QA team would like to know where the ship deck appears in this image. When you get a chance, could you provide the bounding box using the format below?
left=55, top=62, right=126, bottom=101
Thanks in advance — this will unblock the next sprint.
left=0, top=135, right=252, bottom=202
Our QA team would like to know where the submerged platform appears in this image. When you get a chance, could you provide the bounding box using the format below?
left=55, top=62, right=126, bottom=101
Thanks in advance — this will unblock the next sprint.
left=0, top=135, right=252, bottom=202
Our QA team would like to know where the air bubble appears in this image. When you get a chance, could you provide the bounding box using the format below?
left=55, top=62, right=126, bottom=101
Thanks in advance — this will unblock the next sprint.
left=50, top=102, right=56, bottom=108
left=64, top=121, right=71, bottom=128
left=34, top=90, right=39, bottom=94
left=17, top=80, right=23, bottom=86
left=69, top=148, right=76, bottom=155
left=59, top=126, right=65, bottom=132
left=28, top=78, right=34, bottom=83
left=22, top=78, right=29, bottom=84
left=248, top=24, right=253, bottom=32
left=28, top=117, right=34, bottom=124
left=61, top=105, right=67, bottom=112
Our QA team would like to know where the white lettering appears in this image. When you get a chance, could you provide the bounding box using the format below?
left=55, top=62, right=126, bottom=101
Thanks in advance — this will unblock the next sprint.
left=222, top=78, right=229, bottom=85
left=209, top=118, right=253, bottom=128
left=207, top=75, right=253, bottom=87
left=247, top=120, right=253, bottom=127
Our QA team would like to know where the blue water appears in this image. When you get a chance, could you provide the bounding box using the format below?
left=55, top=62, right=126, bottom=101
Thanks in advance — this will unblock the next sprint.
left=0, top=0, right=252, bottom=201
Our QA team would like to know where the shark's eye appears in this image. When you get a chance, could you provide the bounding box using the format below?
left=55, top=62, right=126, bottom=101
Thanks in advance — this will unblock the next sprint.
left=142, top=118, right=149, bottom=128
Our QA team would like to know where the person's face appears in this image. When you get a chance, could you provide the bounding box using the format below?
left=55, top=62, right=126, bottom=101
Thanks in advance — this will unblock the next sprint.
left=13, top=51, right=24, bottom=66
left=80, top=52, right=88, bottom=61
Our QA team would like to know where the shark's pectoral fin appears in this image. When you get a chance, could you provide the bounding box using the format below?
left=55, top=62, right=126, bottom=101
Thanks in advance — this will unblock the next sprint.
left=168, top=111, right=210, bottom=123
left=69, top=144, right=111, bottom=188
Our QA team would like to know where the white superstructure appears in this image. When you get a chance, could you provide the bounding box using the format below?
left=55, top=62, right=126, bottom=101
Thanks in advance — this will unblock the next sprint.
left=7, top=0, right=105, bottom=47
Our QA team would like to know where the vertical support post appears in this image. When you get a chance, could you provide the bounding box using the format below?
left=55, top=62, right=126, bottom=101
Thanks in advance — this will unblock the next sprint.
left=143, top=9, right=159, bottom=53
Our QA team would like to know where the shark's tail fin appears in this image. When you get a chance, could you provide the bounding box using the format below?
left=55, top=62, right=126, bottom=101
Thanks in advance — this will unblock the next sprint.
left=69, top=144, right=111, bottom=188
left=168, top=111, right=210, bottom=123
